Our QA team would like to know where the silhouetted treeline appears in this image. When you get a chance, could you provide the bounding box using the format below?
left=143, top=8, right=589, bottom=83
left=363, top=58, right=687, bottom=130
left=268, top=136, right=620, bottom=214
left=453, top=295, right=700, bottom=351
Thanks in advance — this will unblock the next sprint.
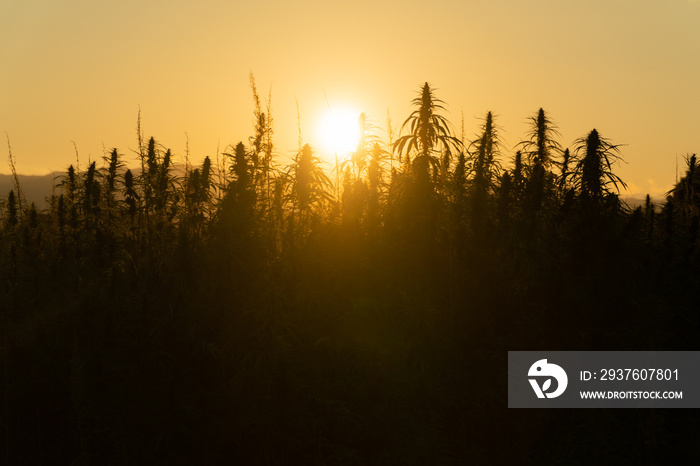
left=1, top=81, right=699, bottom=464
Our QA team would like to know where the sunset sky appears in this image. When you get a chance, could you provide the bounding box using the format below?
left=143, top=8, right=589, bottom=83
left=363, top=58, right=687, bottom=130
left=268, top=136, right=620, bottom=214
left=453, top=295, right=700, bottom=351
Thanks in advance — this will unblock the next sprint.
left=1, top=0, right=699, bottom=198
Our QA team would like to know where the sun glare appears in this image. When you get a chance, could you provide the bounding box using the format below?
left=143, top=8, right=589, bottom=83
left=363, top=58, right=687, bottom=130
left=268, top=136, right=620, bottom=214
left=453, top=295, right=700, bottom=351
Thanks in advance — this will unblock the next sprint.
left=317, top=107, right=361, bottom=157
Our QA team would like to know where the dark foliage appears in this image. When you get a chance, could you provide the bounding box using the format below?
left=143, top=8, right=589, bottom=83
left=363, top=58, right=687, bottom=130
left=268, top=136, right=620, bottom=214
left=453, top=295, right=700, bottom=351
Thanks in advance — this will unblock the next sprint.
left=1, top=84, right=698, bottom=465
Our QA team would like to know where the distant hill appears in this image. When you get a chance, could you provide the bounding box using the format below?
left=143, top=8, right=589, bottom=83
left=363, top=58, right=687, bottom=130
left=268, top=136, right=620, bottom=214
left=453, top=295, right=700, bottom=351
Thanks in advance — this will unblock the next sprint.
left=0, top=173, right=57, bottom=208
left=0, top=172, right=668, bottom=212
left=622, top=196, right=665, bottom=209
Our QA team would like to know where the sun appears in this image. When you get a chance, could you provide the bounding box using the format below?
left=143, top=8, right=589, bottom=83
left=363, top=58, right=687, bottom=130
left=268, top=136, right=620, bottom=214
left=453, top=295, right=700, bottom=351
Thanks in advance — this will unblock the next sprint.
left=317, top=107, right=361, bottom=157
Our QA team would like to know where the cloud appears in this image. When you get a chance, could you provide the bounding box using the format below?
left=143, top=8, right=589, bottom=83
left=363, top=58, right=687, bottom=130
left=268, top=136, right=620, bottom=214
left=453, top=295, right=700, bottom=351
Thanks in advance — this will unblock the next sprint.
left=647, top=178, right=671, bottom=198
left=623, top=181, right=641, bottom=196
left=622, top=179, right=670, bottom=202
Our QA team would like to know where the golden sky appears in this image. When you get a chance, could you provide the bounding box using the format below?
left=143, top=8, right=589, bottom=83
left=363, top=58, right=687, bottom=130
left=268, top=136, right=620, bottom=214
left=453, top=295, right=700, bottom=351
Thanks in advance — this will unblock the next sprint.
left=1, top=0, right=699, bottom=197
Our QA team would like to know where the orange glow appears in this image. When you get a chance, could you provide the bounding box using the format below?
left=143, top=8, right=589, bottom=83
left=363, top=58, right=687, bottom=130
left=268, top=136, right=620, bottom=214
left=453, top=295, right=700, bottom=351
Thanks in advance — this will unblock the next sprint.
left=1, top=0, right=699, bottom=198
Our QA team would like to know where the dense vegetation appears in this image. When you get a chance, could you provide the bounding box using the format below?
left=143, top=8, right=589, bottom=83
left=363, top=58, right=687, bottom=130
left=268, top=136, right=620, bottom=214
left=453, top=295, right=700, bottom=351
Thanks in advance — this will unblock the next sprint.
left=2, top=80, right=699, bottom=464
